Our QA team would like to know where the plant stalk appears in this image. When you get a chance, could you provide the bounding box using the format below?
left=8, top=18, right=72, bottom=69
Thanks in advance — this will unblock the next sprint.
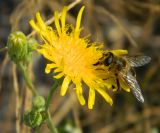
left=47, top=111, right=58, bottom=133
left=45, top=81, right=58, bottom=110
left=17, top=62, right=38, bottom=96
left=45, top=81, right=59, bottom=133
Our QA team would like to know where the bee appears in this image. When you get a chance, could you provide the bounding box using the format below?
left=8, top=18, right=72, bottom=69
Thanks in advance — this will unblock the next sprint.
left=94, top=51, right=151, bottom=103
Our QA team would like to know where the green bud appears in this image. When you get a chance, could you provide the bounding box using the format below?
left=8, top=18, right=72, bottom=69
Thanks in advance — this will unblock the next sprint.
left=25, top=38, right=38, bottom=63
left=24, top=110, right=43, bottom=128
left=33, top=96, right=45, bottom=109
left=7, top=31, right=28, bottom=63
left=27, top=38, right=38, bottom=52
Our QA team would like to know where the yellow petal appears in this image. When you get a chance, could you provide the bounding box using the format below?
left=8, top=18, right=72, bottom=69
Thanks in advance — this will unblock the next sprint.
left=105, top=78, right=116, bottom=90
left=88, top=88, right=95, bottom=109
left=111, top=49, right=128, bottom=56
left=119, top=78, right=130, bottom=92
left=37, top=48, right=56, bottom=62
left=36, top=12, right=46, bottom=30
left=54, top=72, right=64, bottom=79
left=75, top=6, right=85, bottom=34
left=54, top=11, right=61, bottom=35
left=96, top=88, right=113, bottom=105
left=54, top=67, right=62, bottom=73
left=46, top=26, right=57, bottom=43
left=29, top=20, right=40, bottom=32
left=45, top=63, right=57, bottom=73
left=76, top=83, right=86, bottom=105
left=61, top=6, right=67, bottom=32
left=60, top=76, right=71, bottom=96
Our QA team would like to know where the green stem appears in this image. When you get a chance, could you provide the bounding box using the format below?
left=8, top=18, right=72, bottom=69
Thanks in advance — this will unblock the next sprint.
left=45, top=82, right=59, bottom=133
left=17, top=62, right=38, bottom=96
left=45, top=81, right=58, bottom=110
left=47, top=111, right=58, bottom=133
left=17, top=62, right=58, bottom=133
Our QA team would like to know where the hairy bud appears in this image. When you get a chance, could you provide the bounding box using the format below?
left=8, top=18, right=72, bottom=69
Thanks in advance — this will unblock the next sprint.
left=24, top=110, right=43, bottom=128
left=33, top=96, right=45, bottom=109
left=7, top=31, right=27, bottom=63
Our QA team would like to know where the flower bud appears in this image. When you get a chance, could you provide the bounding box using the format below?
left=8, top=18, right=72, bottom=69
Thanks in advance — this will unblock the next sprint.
left=24, top=110, right=43, bottom=128
left=7, top=31, right=27, bottom=63
left=33, top=96, right=45, bottom=109
left=27, top=38, right=38, bottom=52
left=25, top=38, right=38, bottom=63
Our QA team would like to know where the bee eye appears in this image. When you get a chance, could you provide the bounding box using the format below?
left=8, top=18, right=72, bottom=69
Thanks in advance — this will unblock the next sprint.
left=104, top=52, right=113, bottom=66
left=104, top=57, right=112, bottom=66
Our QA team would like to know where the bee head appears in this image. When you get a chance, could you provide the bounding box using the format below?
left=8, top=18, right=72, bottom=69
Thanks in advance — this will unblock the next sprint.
left=104, top=52, right=114, bottom=66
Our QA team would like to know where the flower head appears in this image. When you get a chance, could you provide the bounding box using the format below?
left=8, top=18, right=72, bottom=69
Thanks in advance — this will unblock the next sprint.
left=29, top=6, right=128, bottom=109
left=7, top=31, right=28, bottom=63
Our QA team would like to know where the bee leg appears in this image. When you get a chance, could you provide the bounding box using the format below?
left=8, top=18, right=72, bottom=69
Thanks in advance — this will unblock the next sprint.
left=116, top=76, right=120, bottom=91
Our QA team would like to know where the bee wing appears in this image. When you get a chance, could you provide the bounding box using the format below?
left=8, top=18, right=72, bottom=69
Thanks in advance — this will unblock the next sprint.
left=125, top=55, right=151, bottom=67
left=119, top=71, right=144, bottom=103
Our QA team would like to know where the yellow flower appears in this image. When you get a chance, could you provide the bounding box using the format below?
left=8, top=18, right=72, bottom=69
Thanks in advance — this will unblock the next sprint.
left=29, top=6, right=129, bottom=109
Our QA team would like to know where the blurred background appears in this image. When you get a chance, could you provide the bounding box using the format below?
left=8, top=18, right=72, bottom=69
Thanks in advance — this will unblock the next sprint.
left=0, top=0, right=160, bottom=133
